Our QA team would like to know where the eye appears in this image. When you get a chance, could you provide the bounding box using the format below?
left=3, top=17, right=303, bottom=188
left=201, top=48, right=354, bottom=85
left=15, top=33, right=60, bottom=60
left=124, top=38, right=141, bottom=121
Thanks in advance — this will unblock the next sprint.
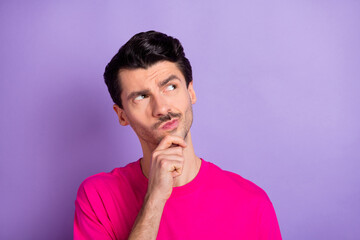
left=134, top=94, right=147, bottom=101
left=165, top=84, right=176, bottom=91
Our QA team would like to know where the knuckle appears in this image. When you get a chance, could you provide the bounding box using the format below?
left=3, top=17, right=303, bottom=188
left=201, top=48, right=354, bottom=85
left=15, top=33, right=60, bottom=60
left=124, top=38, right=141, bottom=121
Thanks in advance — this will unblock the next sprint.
left=159, top=159, right=168, bottom=168
left=152, top=150, right=160, bottom=159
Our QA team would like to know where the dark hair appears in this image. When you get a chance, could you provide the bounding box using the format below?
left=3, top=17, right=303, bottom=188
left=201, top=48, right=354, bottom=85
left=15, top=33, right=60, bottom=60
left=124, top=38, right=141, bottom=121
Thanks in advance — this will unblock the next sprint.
left=103, top=30, right=193, bottom=108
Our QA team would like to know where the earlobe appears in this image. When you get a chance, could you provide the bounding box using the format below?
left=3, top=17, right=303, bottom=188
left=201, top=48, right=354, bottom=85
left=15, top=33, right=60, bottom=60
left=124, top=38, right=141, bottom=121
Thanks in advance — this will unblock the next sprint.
left=188, top=81, right=197, bottom=104
left=113, top=104, right=129, bottom=126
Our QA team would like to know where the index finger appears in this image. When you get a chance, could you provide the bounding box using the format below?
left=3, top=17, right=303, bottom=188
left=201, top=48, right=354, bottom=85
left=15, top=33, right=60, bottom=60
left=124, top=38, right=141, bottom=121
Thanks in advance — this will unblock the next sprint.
left=156, top=135, right=187, bottom=151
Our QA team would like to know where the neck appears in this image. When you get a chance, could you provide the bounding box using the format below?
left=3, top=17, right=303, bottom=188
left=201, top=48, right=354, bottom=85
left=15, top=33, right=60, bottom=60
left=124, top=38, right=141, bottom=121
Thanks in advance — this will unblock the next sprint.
left=140, top=131, right=201, bottom=187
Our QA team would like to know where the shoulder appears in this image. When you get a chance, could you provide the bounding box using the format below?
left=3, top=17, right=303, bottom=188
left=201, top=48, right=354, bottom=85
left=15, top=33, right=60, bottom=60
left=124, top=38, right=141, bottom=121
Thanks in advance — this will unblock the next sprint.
left=205, top=161, right=271, bottom=203
left=76, top=161, right=140, bottom=200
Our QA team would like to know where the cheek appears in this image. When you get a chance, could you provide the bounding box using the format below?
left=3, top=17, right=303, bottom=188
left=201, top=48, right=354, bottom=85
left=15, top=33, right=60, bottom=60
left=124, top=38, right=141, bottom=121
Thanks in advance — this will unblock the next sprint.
left=175, top=90, right=191, bottom=104
left=127, top=111, right=150, bottom=128
left=180, top=94, right=193, bottom=109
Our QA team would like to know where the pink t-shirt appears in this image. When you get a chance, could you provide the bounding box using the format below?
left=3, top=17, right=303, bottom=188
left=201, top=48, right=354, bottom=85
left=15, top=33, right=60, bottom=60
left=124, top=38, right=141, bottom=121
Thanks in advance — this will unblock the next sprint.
left=74, top=159, right=282, bottom=239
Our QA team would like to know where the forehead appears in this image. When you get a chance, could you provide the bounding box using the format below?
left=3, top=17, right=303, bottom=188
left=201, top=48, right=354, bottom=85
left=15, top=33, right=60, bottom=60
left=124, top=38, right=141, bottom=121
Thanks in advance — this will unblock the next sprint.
left=118, top=61, right=184, bottom=93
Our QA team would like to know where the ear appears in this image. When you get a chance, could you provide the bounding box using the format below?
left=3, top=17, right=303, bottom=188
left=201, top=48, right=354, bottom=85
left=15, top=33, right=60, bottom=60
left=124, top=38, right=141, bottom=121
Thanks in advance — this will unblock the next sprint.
left=113, top=104, right=129, bottom=126
left=187, top=81, right=197, bottom=104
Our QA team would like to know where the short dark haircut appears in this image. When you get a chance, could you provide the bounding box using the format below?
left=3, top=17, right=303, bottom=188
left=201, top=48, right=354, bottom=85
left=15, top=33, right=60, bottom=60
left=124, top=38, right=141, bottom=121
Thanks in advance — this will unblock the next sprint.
left=103, top=30, right=193, bottom=108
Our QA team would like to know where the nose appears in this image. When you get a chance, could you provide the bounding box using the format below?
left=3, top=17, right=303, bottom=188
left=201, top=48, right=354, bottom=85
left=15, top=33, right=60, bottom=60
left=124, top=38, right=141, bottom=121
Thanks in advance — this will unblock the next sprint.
left=151, top=93, right=171, bottom=117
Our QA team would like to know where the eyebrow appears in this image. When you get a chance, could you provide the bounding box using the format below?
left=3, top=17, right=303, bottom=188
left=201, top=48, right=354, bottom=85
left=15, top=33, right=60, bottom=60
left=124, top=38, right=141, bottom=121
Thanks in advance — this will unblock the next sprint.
left=126, top=75, right=181, bottom=101
left=158, top=75, right=181, bottom=87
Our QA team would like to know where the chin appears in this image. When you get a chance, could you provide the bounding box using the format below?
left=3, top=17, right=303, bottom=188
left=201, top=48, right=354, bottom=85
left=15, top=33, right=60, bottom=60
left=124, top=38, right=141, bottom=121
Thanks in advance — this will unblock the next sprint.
left=153, top=131, right=184, bottom=144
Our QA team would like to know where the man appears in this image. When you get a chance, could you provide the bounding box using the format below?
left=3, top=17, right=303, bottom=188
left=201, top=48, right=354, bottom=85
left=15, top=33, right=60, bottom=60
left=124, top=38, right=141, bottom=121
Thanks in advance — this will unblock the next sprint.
left=74, top=31, right=282, bottom=240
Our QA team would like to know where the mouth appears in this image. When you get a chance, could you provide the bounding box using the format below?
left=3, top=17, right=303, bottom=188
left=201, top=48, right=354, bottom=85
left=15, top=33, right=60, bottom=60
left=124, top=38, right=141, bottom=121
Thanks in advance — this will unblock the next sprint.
left=160, top=119, right=179, bottom=131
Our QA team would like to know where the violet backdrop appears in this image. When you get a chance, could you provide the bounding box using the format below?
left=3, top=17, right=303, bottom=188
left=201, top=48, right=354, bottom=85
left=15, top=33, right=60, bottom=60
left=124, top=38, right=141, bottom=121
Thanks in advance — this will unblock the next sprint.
left=1, top=0, right=359, bottom=239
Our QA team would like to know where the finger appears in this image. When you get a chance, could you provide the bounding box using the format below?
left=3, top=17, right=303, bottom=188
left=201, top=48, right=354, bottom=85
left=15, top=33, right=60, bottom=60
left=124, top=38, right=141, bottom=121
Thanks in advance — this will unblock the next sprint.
left=156, top=155, right=184, bottom=169
left=170, top=162, right=183, bottom=178
left=156, top=135, right=187, bottom=151
left=157, top=158, right=183, bottom=175
left=169, top=162, right=183, bottom=177
left=156, top=147, right=183, bottom=156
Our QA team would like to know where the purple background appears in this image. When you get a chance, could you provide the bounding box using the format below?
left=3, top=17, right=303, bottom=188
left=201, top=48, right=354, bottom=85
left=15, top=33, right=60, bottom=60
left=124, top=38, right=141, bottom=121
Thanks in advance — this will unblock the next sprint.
left=1, top=1, right=359, bottom=239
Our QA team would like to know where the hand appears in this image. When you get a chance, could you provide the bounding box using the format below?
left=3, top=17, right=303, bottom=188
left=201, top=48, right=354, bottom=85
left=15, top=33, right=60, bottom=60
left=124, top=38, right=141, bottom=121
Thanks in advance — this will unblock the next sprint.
left=146, top=135, right=187, bottom=202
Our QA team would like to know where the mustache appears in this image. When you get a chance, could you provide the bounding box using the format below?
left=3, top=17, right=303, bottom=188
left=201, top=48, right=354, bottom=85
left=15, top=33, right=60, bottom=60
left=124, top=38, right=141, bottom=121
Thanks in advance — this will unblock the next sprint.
left=153, top=112, right=182, bottom=129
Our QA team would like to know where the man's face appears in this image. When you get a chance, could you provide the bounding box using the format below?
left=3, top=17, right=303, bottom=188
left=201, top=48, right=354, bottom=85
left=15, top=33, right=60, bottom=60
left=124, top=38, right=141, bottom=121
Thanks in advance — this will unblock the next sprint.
left=114, top=61, right=196, bottom=146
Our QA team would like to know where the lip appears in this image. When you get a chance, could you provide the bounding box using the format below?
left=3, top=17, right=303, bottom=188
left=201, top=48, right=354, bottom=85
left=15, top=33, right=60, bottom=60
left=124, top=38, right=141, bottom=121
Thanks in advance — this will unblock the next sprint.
left=160, top=119, right=179, bottom=131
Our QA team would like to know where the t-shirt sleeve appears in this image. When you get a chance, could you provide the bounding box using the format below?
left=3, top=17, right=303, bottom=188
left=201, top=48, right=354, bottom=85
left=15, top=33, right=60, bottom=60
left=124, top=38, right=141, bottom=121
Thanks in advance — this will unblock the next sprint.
left=74, top=179, right=115, bottom=240
left=258, top=200, right=282, bottom=240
